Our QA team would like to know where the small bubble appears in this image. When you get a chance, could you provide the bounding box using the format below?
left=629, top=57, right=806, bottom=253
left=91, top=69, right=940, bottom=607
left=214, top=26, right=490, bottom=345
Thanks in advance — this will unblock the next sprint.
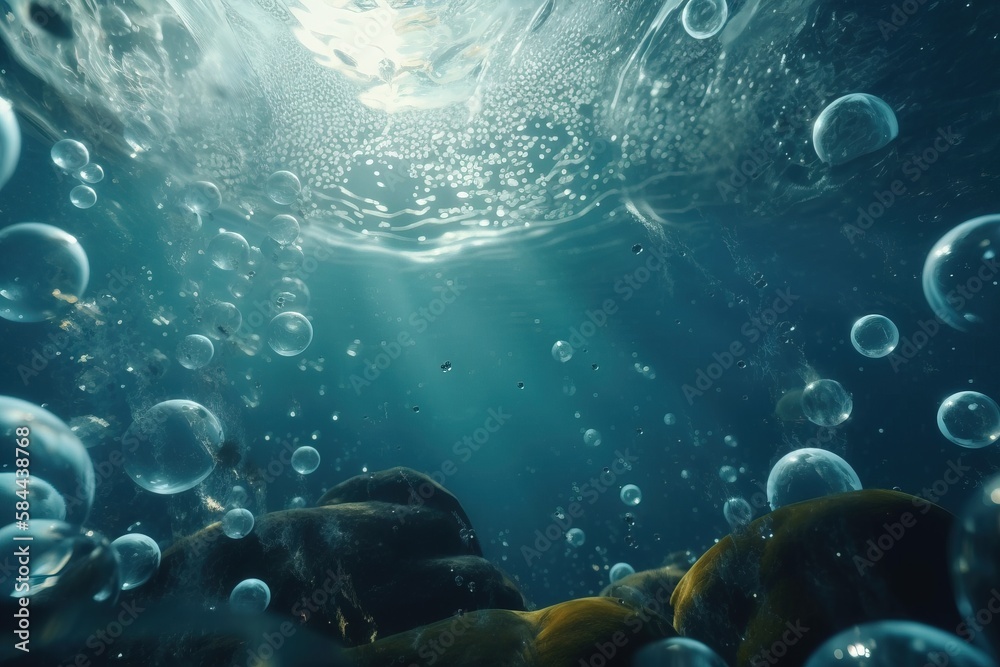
left=635, top=427, right=644, bottom=435
left=441, top=360, right=452, bottom=372
left=592, top=363, right=599, bottom=370
left=412, top=406, right=420, bottom=413
left=632, top=244, right=643, bottom=254
left=517, top=381, right=525, bottom=389
left=454, top=575, right=463, bottom=586
left=737, top=360, right=746, bottom=369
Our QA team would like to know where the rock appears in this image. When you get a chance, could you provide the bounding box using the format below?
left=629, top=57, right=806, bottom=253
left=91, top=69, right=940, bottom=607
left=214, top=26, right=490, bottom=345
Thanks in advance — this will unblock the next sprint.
left=671, top=489, right=960, bottom=666
left=346, top=596, right=676, bottom=666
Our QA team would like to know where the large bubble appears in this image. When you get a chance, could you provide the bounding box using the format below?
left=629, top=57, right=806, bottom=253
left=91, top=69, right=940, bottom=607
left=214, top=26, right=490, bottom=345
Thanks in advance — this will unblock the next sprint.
left=183, top=181, right=222, bottom=214
left=122, top=399, right=224, bottom=494
left=203, top=301, right=243, bottom=339
left=565, top=527, right=585, bottom=547
left=50, top=139, right=89, bottom=171
left=0, top=97, right=21, bottom=191
left=0, top=222, right=90, bottom=322
left=812, top=93, right=899, bottom=165
left=583, top=428, right=602, bottom=447
left=937, top=391, right=1000, bottom=449
left=922, top=215, right=1000, bottom=333
left=176, top=333, right=215, bottom=370
left=850, top=314, right=899, bottom=358
left=110, top=533, right=161, bottom=590
left=634, top=637, right=729, bottom=667
left=69, top=185, right=97, bottom=209
left=265, top=170, right=301, bottom=205
left=207, top=231, right=250, bottom=271
left=267, top=214, right=300, bottom=245
left=609, top=562, right=635, bottom=584
left=291, top=445, right=321, bottom=475
left=230, top=578, right=271, bottom=614
left=267, top=312, right=313, bottom=356
left=801, top=379, right=853, bottom=427
left=620, top=484, right=642, bottom=506
left=222, top=508, right=255, bottom=539
left=803, top=621, right=992, bottom=667
left=0, top=397, right=95, bottom=525
left=681, top=0, right=728, bottom=40
left=766, top=447, right=862, bottom=510
left=951, top=474, right=1000, bottom=656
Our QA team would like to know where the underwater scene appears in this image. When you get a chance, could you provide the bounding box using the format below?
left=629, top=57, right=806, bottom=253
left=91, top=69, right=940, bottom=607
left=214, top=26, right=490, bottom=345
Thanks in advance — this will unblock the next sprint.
left=0, top=0, right=999, bottom=665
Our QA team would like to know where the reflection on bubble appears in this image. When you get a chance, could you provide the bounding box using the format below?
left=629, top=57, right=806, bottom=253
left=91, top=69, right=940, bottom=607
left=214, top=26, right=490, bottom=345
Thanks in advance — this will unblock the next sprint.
left=0, top=97, right=20, bottom=191
left=634, top=637, right=729, bottom=667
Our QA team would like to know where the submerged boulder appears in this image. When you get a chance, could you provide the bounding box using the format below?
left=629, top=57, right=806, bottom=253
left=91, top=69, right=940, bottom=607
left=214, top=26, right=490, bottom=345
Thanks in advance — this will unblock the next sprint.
left=671, top=489, right=960, bottom=667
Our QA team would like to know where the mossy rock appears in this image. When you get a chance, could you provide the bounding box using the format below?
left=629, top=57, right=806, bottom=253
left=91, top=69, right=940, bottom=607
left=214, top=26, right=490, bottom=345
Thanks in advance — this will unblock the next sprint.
left=671, top=490, right=960, bottom=667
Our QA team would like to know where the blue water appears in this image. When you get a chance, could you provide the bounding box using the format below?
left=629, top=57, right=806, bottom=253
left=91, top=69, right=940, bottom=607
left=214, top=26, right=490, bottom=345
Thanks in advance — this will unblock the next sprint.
left=0, top=0, right=999, bottom=653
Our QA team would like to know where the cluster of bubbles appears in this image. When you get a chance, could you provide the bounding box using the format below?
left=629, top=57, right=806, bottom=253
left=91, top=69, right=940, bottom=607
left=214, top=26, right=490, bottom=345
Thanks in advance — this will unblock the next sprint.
left=291, top=445, right=321, bottom=475
left=812, top=93, right=899, bottom=165
left=51, top=138, right=106, bottom=210
left=110, top=534, right=161, bottom=590
left=766, top=448, right=862, bottom=511
left=801, top=379, right=853, bottom=427
left=620, top=484, right=642, bottom=506
left=937, top=391, right=1000, bottom=449
left=122, top=400, right=224, bottom=494
left=222, top=508, right=255, bottom=539
left=851, top=314, right=899, bottom=358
